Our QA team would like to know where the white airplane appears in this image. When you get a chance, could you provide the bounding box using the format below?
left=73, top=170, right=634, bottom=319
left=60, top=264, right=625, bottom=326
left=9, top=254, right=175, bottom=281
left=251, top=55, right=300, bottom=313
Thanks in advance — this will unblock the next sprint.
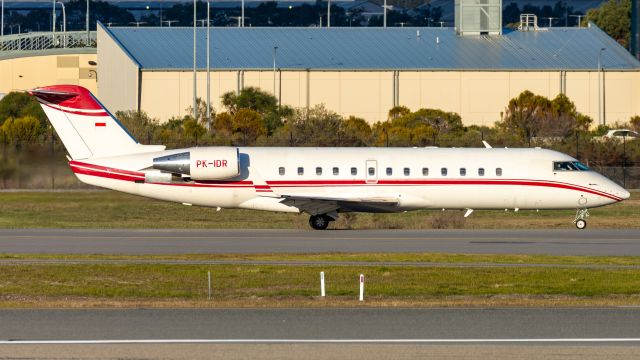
left=29, top=85, right=630, bottom=230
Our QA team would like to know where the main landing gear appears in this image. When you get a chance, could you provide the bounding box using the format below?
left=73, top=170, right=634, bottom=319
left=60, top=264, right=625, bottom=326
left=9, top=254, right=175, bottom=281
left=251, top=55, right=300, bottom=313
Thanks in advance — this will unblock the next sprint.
left=573, top=208, right=590, bottom=230
left=309, top=214, right=334, bottom=230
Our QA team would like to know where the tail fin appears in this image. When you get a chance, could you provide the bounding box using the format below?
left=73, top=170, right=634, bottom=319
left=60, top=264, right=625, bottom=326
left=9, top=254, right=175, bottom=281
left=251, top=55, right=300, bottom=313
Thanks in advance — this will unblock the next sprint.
left=29, top=85, right=164, bottom=160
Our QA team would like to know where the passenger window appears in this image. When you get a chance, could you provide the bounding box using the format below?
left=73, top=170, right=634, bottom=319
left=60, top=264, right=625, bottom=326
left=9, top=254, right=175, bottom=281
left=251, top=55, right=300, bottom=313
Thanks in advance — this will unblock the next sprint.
left=404, top=168, right=410, bottom=176
left=422, top=168, right=429, bottom=176
left=496, top=168, right=502, bottom=176
left=386, top=167, right=392, bottom=176
left=278, top=167, right=285, bottom=176
left=298, top=167, right=304, bottom=176
left=368, top=167, right=375, bottom=176
left=351, top=167, right=357, bottom=175
left=441, top=168, right=447, bottom=176
left=333, top=167, right=339, bottom=175
left=316, top=167, right=322, bottom=175
left=478, top=168, right=484, bottom=176
left=460, top=168, right=466, bottom=176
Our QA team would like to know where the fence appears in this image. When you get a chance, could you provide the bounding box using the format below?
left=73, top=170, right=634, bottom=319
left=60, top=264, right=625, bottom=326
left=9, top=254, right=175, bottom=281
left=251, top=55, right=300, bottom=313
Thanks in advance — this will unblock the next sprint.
left=0, top=31, right=96, bottom=53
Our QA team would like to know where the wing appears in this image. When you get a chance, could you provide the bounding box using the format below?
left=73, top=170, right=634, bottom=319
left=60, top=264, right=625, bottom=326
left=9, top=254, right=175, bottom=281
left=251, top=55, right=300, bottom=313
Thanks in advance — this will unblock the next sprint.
left=276, top=193, right=400, bottom=215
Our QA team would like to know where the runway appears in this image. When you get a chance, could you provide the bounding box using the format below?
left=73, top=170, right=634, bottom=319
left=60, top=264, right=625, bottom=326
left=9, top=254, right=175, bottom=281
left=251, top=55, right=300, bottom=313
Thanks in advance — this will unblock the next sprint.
left=0, top=229, right=639, bottom=255
left=2, top=308, right=640, bottom=341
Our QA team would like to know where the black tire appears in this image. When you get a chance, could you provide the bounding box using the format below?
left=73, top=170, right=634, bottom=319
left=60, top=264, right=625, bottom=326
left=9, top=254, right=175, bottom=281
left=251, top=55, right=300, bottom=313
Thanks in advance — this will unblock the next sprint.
left=575, top=219, right=587, bottom=230
left=309, top=215, right=330, bottom=230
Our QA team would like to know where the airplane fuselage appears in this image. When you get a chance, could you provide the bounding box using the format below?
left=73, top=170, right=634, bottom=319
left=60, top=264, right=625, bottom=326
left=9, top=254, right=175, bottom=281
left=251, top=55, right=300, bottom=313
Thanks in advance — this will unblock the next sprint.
left=70, top=147, right=628, bottom=214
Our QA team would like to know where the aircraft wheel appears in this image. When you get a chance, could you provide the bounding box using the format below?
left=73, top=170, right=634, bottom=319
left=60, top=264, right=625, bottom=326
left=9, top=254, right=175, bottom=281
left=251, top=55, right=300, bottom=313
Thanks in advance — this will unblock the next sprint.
left=575, top=219, right=587, bottom=230
left=309, top=215, right=330, bottom=230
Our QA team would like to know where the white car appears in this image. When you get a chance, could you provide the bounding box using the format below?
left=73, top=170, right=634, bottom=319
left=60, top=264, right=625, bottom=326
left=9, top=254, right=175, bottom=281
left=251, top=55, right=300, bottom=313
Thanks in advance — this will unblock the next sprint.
left=600, top=129, right=640, bottom=141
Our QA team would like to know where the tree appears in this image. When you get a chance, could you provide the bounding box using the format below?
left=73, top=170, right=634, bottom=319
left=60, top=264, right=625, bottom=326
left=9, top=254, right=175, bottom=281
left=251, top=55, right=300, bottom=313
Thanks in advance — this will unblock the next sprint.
left=341, top=116, right=372, bottom=146
left=0, top=92, right=46, bottom=129
left=1, top=116, right=42, bottom=148
left=585, top=0, right=631, bottom=48
left=273, top=105, right=343, bottom=146
left=222, top=87, right=278, bottom=115
left=115, top=110, right=159, bottom=144
left=629, top=115, right=640, bottom=132
left=185, top=97, right=215, bottom=128
left=183, top=118, right=207, bottom=145
left=232, top=109, right=267, bottom=145
left=497, top=91, right=592, bottom=142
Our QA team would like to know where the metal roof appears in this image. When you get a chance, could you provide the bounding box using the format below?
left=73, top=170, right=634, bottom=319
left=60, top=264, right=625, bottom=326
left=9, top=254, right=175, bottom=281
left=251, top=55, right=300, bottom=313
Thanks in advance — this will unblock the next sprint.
left=100, top=23, right=640, bottom=71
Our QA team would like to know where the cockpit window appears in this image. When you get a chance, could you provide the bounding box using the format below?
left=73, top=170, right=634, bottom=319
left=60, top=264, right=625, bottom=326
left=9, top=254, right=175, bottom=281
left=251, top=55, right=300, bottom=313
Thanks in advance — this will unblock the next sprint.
left=553, top=161, right=590, bottom=171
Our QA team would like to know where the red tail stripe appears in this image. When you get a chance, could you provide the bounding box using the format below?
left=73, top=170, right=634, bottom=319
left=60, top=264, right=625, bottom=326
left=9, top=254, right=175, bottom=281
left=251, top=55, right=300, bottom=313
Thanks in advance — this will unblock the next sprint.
left=70, top=161, right=145, bottom=178
left=42, top=102, right=109, bottom=117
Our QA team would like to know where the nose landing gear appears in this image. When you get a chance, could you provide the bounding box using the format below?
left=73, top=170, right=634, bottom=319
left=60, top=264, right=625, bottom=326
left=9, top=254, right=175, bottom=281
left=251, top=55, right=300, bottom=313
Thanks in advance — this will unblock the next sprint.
left=573, top=208, right=589, bottom=230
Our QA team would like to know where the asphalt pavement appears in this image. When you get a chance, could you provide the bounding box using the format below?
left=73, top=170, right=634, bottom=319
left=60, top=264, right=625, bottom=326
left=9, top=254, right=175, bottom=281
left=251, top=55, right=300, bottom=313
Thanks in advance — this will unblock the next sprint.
left=0, top=229, right=639, bottom=255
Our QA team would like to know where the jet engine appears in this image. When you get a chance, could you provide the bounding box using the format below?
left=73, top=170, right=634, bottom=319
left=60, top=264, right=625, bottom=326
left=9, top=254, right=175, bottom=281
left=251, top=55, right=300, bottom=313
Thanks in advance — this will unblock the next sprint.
left=152, top=147, right=240, bottom=180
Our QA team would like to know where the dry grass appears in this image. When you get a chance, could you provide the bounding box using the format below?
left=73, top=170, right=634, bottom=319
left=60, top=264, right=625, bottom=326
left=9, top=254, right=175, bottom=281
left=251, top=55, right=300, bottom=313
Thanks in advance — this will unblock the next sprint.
left=0, top=190, right=637, bottom=229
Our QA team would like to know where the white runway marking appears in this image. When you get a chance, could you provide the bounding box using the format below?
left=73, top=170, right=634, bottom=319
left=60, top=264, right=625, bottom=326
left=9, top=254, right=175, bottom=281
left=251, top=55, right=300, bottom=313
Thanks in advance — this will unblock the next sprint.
left=3, top=339, right=640, bottom=344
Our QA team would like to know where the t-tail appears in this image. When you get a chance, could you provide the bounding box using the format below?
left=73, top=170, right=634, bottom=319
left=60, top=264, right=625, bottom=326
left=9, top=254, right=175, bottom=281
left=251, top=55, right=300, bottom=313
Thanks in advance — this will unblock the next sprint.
left=29, top=85, right=164, bottom=160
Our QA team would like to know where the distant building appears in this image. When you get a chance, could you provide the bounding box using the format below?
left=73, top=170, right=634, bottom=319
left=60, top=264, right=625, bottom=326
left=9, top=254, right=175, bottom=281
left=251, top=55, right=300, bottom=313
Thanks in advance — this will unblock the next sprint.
left=97, top=19, right=640, bottom=126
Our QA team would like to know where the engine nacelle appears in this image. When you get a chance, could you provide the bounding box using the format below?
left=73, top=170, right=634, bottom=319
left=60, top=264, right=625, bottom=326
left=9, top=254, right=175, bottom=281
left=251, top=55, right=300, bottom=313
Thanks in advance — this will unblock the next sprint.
left=152, top=147, right=240, bottom=180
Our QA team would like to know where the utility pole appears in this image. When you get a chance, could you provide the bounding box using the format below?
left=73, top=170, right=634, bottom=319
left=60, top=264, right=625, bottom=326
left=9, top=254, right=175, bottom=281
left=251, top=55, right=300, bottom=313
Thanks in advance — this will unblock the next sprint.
left=383, top=0, right=387, bottom=27
left=273, top=46, right=278, bottom=96
left=52, top=0, right=56, bottom=40
left=57, top=1, right=66, bottom=47
left=86, top=0, right=90, bottom=46
left=569, top=14, right=583, bottom=27
left=206, top=0, right=211, bottom=128
left=598, top=48, right=606, bottom=126
left=193, top=0, right=198, bottom=122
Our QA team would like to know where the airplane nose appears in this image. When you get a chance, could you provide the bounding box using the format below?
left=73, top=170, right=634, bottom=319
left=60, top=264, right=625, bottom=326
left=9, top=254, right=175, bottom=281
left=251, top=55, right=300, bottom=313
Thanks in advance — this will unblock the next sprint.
left=620, top=188, right=631, bottom=200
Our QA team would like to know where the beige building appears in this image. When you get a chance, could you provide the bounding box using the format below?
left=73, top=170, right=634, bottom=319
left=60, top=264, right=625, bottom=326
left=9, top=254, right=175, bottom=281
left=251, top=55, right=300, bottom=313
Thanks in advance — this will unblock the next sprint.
left=1, top=50, right=97, bottom=96
left=96, top=23, right=640, bottom=127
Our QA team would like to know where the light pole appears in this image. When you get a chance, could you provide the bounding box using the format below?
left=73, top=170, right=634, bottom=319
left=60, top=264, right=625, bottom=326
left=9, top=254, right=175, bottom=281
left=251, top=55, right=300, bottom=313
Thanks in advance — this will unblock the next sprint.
left=86, top=0, right=90, bottom=46
left=327, top=0, right=331, bottom=28
left=241, top=0, right=245, bottom=27
left=273, top=46, right=278, bottom=96
left=52, top=0, right=56, bottom=39
left=161, top=20, right=178, bottom=27
left=193, top=0, right=197, bottom=122
left=598, top=47, right=606, bottom=126
left=56, top=1, right=66, bottom=47
left=2, top=0, right=4, bottom=38
left=546, top=17, right=555, bottom=27
left=569, top=14, right=583, bottom=27
left=383, top=0, right=387, bottom=27
left=206, top=0, right=211, bottom=128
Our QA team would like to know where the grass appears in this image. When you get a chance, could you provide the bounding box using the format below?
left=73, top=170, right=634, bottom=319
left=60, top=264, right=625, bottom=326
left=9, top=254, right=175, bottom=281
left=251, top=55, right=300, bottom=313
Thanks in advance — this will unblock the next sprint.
left=0, top=190, right=638, bottom=229
left=1, top=261, right=640, bottom=308
left=4, top=252, right=640, bottom=266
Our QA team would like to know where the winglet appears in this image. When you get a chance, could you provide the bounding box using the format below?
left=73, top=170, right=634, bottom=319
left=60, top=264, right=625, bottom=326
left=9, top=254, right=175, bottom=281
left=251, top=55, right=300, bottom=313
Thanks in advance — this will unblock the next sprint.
left=482, top=141, right=492, bottom=149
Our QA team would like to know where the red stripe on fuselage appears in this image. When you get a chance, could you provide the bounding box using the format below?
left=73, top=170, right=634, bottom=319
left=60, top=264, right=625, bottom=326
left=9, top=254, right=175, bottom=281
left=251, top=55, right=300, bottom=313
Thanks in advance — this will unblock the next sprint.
left=68, top=162, right=622, bottom=202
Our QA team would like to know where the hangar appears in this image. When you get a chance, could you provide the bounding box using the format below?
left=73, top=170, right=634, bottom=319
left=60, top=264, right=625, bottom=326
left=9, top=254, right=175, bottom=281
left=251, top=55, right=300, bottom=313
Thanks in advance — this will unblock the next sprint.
left=97, top=20, right=640, bottom=126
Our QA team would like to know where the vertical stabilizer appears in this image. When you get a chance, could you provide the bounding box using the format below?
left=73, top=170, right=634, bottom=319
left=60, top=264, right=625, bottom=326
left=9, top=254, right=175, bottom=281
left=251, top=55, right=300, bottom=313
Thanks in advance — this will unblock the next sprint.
left=29, top=85, right=163, bottom=160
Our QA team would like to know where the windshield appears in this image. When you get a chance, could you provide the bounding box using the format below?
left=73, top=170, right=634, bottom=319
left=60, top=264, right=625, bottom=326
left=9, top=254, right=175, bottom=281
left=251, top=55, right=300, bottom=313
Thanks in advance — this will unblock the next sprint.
left=553, top=161, right=590, bottom=171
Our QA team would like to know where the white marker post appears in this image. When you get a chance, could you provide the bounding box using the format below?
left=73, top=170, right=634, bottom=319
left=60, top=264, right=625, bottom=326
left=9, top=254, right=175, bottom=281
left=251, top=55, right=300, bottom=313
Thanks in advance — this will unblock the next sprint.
left=208, top=271, right=212, bottom=300
left=320, top=271, right=325, bottom=297
left=359, top=274, right=364, bottom=301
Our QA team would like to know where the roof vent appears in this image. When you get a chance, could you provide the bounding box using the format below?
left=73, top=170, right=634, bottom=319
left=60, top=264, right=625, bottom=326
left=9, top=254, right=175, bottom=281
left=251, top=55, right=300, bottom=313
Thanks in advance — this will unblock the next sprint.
left=455, top=0, right=502, bottom=36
